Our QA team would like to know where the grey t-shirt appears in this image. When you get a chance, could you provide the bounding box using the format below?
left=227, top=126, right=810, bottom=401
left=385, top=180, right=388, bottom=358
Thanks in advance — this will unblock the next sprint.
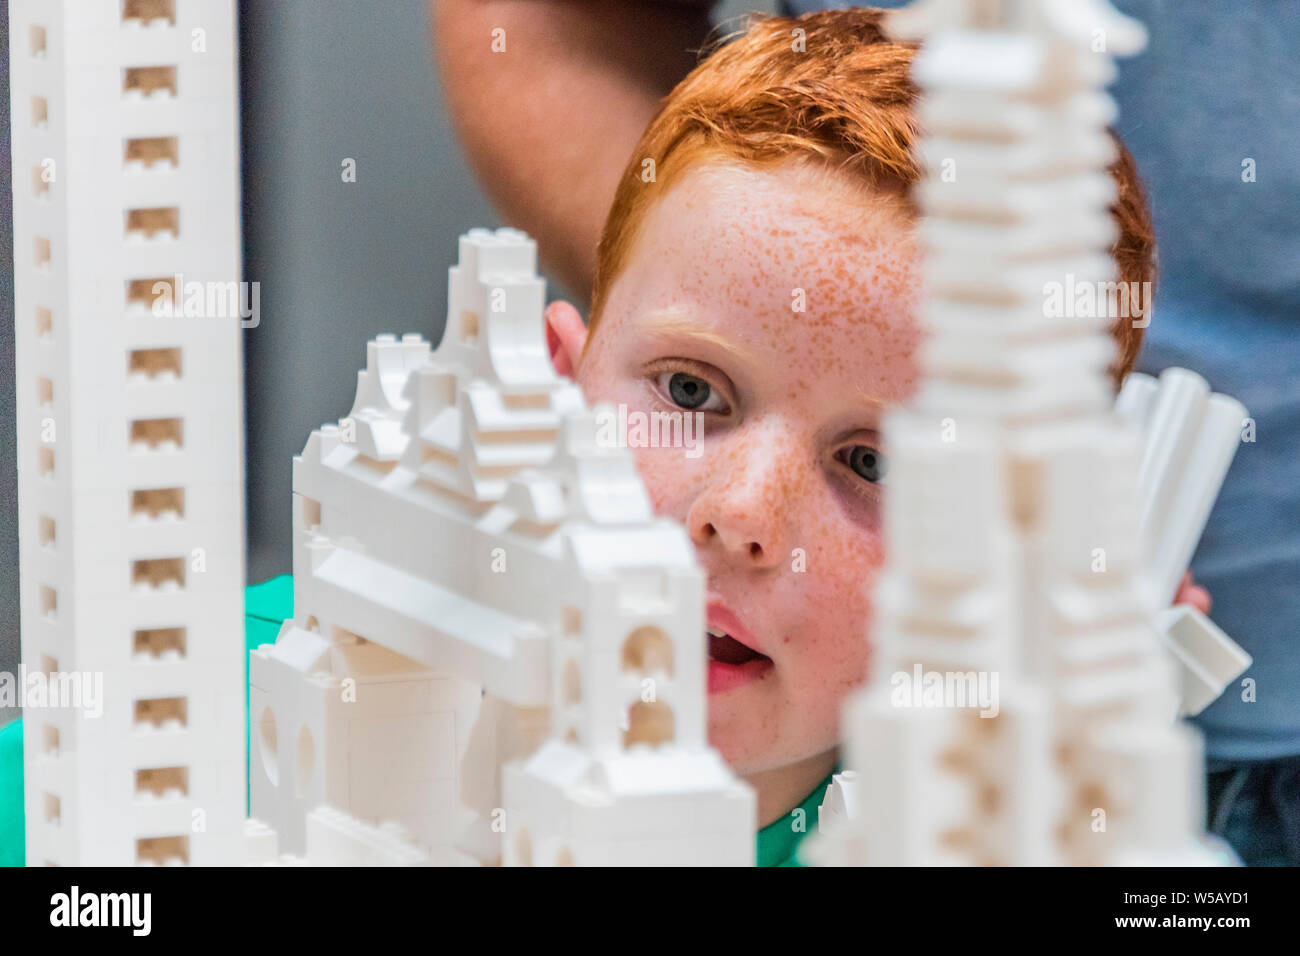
left=781, top=0, right=1300, bottom=763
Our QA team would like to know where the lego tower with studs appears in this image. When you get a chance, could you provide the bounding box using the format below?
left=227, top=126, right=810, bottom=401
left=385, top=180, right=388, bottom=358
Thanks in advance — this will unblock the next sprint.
left=9, top=0, right=246, bottom=865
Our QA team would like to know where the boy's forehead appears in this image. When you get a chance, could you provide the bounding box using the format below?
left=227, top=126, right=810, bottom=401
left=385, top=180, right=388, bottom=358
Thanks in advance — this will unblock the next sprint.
left=626, top=160, right=922, bottom=337
left=603, top=160, right=923, bottom=406
left=659, top=158, right=907, bottom=234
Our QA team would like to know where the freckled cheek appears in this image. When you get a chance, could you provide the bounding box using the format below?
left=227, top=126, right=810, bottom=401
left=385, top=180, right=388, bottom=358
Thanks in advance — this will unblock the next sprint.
left=787, top=525, right=884, bottom=681
left=800, top=506, right=886, bottom=594
left=631, top=447, right=704, bottom=521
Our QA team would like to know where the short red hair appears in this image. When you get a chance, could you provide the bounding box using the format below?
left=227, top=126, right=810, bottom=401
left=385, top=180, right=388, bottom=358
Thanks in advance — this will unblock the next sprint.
left=588, top=8, right=1155, bottom=384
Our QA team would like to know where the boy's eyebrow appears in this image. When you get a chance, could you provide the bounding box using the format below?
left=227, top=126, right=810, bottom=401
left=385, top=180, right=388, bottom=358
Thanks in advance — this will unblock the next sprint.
left=638, top=312, right=757, bottom=363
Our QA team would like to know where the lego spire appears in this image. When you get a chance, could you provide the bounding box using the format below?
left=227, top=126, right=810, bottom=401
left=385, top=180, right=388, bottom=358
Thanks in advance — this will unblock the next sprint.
left=811, top=0, right=1222, bottom=867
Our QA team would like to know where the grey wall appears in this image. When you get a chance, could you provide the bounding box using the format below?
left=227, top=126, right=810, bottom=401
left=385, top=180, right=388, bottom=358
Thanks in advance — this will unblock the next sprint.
left=0, top=0, right=772, bottom=680
left=238, top=0, right=515, bottom=584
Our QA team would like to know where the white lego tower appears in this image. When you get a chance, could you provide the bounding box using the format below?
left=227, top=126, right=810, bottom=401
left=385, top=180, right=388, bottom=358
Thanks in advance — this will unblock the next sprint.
left=812, top=0, right=1225, bottom=866
left=251, top=228, right=753, bottom=865
left=10, top=0, right=246, bottom=864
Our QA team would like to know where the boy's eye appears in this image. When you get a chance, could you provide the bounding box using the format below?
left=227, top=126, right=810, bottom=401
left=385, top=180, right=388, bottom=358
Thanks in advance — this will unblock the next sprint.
left=843, top=445, right=888, bottom=484
left=658, top=371, right=726, bottom=413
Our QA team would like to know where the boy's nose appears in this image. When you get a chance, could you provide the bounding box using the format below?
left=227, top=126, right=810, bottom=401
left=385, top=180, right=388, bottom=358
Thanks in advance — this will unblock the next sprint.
left=686, top=432, right=796, bottom=570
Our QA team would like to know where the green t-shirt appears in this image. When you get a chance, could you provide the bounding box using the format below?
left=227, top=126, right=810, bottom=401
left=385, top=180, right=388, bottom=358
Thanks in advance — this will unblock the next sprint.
left=755, top=770, right=835, bottom=867
left=0, top=574, right=828, bottom=867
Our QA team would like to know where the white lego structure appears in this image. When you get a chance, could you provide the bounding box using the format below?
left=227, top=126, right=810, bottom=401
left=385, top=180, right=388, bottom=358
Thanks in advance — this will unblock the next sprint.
left=9, top=0, right=246, bottom=864
left=250, top=229, right=754, bottom=866
left=8, top=0, right=1255, bottom=869
left=244, top=809, right=434, bottom=867
left=807, top=0, right=1234, bottom=867
left=1117, top=369, right=1252, bottom=715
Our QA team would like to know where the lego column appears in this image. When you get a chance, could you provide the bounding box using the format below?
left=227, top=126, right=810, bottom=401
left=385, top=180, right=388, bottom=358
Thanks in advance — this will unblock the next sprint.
left=815, top=0, right=1218, bottom=867
left=10, top=0, right=246, bottom=865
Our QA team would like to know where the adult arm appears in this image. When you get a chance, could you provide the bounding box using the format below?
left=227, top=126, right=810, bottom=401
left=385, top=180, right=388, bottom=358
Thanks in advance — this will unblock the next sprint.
left=432, top=0, right=719, bottom=301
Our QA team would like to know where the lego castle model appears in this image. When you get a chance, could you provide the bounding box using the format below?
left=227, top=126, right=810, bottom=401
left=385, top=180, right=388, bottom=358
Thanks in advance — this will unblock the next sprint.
left=250, top=230, right=753, bottom=866
left=7, top=0, right=1250, bottom=866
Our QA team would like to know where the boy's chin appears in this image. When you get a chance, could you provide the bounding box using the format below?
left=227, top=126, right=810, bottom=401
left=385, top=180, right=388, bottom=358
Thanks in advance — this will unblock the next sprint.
left=706, top=688, right=840, bottom=777
left=705, top=729, right=764, bottom=774
left=705, top=695, right=782, bottom=771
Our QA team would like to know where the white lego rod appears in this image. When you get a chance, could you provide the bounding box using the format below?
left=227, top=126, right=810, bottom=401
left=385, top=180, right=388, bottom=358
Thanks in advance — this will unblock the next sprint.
left=1152, top=391, right=1247, bottom=606
left=1115, top=370, right=1159, bottom=430
left=1137, top=368, right=1211, bottom=531
left=1116, top=368, right=1251, bottom=715
left=1121, top=368, right=1247, bottom=608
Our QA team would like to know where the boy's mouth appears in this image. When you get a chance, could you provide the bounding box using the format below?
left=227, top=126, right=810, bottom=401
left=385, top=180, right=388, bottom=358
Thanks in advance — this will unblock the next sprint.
left=708, top=628, right=765, bottom=664
left=706, top=603, right=773, bottom=693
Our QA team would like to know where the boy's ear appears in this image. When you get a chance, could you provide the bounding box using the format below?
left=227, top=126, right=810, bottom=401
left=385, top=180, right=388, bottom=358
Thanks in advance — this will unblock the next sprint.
left=545, top=300, right=588, bottom=380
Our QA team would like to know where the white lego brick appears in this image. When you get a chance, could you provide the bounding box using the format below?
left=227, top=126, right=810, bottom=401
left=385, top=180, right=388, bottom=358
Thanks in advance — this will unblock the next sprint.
left=251, top=617, right=496, bottom=856
left=840, top=688, right=977, bottom=866
left=816, top=770, right=859, bottom=837
left=1115, top=371, right=1159, bottom=431
left=1138, top=369, right=1211, bottom=523
left=1136, top=370, right=1247, bottom=607
left=302, top=806, right=430, bottom=867
left=1158, top=605, right=1253, bottom=718
left=1029, top=418, right=1144, bottom=576
left=502, top=745, right=754, bottom=866
left=879, top=410, right=1003, bottom=587
left=244, top=818, right=280, bottom=866
left=1081, top=718, right=1207, bottom=864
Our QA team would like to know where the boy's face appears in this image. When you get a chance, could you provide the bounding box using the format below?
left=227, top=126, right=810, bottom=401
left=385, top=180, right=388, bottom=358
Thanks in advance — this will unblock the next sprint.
left=555, top=158, right=922, bottom=774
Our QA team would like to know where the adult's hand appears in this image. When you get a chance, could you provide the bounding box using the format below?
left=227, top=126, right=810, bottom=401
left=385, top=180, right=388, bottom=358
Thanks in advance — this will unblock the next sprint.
left=1173, top=570, right=1211, bottom=615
